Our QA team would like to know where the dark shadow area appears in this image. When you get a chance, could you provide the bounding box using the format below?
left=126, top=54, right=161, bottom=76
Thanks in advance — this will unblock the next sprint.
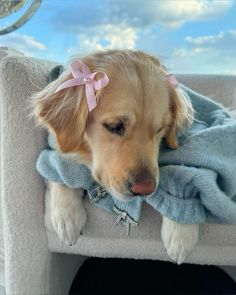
left=69, top=257, right=236, bottom=294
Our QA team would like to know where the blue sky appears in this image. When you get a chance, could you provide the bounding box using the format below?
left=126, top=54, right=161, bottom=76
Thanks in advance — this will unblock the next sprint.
left=0, top=0, right=236, bottom=74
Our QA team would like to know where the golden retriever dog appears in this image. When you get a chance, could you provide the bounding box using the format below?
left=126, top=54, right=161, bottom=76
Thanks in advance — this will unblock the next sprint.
left=31, top=50, right=199, bottom=264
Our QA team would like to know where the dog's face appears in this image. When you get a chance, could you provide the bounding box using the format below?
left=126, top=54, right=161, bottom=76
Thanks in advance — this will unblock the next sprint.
left=85, top=65, right=170, bottom=200
left=32, top=50, right=192, bottom=200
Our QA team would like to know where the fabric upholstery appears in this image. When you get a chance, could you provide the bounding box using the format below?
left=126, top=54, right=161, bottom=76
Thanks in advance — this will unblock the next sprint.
left=0, top=46, right=24, bottom=289
left=0, top=56, right=85, bottom=295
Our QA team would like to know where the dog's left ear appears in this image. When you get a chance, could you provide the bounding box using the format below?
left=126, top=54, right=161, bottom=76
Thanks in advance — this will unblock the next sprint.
left=165, top=85, right=193, bottom=149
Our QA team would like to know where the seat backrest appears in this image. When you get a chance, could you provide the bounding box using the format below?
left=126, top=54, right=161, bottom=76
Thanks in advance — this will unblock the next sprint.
left=177, top=74, right=236, bottom=109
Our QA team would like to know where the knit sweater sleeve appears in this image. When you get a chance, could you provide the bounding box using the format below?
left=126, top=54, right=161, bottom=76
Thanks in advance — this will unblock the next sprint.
left=146, top=86, right=236, bottom=224
left=146, top=166, right=206, bottom=224
left=36, top=134, right=94, bottom=190
left=147, top=165, right=236, bottom=224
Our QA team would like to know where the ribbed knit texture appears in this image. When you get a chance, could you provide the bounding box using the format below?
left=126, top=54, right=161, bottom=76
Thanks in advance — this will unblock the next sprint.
left=36, top=85, right=236, bottom=224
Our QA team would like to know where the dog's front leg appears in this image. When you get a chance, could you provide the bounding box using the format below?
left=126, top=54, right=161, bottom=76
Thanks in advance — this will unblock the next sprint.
left=49, top=181, right=87, bottom=245
left=161, top=216, right=199, bottom=264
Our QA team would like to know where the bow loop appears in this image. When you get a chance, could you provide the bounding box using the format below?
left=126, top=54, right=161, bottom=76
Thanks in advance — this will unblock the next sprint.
left=93, top=71, right=109, bottom=90
left=71, top=59, right=90, bottom=77
left=55, top=59, right=109, bottom=112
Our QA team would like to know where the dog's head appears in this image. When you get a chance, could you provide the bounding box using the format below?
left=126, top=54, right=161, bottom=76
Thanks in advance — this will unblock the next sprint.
left=32, top=50, right=193, bottom=200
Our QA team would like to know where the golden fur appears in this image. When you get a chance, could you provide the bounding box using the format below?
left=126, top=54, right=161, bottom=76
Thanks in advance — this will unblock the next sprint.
left=31, top=50, right=193, bottom=200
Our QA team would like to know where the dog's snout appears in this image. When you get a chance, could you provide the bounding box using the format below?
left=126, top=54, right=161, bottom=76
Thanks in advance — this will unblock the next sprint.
left=129, top=170, right=156, bottom=196
left=131, top=178, right=156, bottom=196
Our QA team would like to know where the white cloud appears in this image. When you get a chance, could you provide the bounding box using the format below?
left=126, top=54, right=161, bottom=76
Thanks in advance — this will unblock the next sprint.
left=155, top=0, right=234, bottom=28
left=67, top=24, right=137, bottom=56
left=174, top=46, right=211, bottom=57
left=184, top=30, right=236, bottom=51
left=171, top=29, right=236, bottom=74
left=53, top=0, right=234, bottom=31
left=102, top=24, right=136, bottom=49
left=185, top=31, right=225, bottom=46
left=173, top=48, right=188, bottom=57
left=0, top=33, right=46, bottom=54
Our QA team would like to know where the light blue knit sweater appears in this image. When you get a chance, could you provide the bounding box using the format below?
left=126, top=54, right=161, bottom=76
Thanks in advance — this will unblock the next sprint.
left=36, top=85, right=236, bottom=233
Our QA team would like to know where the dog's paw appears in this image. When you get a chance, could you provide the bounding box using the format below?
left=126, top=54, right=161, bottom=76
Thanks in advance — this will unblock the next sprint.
left=50, top=184, right=87, bottom=245
left=51, top=202, right=87, bottom=245
left=161, top=217, right=199, bottom=264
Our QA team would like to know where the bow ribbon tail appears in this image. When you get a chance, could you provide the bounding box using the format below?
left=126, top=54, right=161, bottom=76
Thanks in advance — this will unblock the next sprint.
left=55, top=78, right=84, bottom=93
left=85, top=83, right=97, bottom=111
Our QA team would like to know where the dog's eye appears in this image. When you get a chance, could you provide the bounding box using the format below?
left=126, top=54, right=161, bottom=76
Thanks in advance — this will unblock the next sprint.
left=103, top=121, right=125, bottom=136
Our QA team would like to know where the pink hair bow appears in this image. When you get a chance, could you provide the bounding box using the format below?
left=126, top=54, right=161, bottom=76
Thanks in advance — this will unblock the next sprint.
left=55, top=59, right=109, bottom=111
left=165, top=73, right=179, bottom=87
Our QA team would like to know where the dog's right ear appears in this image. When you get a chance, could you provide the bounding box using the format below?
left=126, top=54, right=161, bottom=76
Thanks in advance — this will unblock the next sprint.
left=31, top=69, right=89, bottom=153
